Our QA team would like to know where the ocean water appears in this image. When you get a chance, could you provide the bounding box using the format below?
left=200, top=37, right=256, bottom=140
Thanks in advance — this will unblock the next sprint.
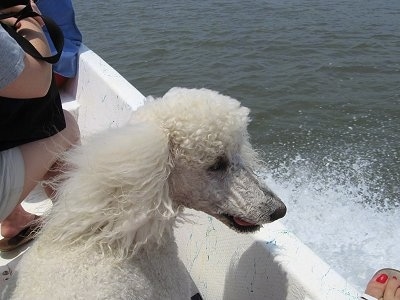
left=72, top=0, right=400, bottom=290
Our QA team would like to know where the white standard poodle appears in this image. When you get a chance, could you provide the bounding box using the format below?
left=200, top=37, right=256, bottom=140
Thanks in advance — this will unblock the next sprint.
left=6, top=87, right=286, bottom=300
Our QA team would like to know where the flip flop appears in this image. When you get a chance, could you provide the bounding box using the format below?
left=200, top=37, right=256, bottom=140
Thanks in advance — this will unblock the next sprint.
left=361, top=293, right=380, bottom=300
left=191, top=293, right=203, bottom=300
left=0, top=216, right=42, bottom=252
left=360, top=268, right=400, bottom=300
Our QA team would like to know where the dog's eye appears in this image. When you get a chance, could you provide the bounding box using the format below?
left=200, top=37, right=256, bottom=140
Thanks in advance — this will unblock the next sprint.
left=208, top=156, right=229, bottom=172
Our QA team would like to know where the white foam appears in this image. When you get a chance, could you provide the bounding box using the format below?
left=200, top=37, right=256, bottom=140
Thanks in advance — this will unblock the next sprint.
left=260, top=155, right=400, bottom=290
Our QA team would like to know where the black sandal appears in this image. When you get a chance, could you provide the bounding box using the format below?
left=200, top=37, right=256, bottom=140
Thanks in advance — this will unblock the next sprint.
left=0, top=216, right=42, bottom=252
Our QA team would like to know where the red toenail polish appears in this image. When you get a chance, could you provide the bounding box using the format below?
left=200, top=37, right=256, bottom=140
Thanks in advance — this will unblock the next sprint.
left=393, top=276, right=398, bottom=280
left=376, top=274, right=388, bottom=283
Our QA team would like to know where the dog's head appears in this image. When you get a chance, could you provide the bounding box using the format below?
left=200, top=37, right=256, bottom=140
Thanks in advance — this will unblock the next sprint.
left=45, top=87, right=286, bottom=258
left=135, top=87, right=286, bottom=233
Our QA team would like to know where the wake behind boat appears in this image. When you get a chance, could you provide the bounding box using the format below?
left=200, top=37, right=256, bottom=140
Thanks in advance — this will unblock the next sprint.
left=0, top=45, right=360, bottom=300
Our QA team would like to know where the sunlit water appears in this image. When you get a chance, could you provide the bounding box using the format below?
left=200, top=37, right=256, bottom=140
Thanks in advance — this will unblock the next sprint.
left=72, top=0, right=400, bottom=290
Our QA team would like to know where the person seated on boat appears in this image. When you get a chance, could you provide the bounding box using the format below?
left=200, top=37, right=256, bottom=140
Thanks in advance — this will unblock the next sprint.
left=361, top=268, right=400, bottom=300
left=37, top=0, right=82, bottom=88
left=0, top=1, right=80, bottom=251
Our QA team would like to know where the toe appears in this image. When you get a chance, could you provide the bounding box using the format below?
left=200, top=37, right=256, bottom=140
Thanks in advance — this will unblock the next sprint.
left=384, top=276, right=400, bottom=300
left=364, top=271, right=389, bottom=299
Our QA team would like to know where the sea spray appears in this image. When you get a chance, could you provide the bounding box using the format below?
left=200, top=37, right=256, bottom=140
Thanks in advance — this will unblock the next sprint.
left=261, top=154, right=400, bottom=290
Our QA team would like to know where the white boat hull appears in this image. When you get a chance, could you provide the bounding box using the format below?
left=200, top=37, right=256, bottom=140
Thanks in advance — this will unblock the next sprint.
left=0, top=45, right=360, bottom=300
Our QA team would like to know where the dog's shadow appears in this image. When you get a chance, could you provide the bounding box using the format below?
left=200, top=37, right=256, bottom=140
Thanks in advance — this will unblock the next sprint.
left=222, top=241, right=289, bottom=300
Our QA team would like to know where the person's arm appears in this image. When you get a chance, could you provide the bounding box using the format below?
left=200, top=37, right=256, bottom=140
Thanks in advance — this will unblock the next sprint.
left=0, top=3, right=52, bottom=99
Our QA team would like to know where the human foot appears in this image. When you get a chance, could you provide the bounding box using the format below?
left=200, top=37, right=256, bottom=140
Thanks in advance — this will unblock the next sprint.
left=0, top=204, right=36, bottom=238
left=361, top=268, right=400, bottom=300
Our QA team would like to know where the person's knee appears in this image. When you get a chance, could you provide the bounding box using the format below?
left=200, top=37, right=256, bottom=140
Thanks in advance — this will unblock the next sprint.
left=61, top=110, right=80, bottom=148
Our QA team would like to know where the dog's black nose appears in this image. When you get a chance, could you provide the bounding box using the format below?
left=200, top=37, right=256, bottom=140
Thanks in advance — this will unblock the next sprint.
left=270, top=204, right=287, bottom=221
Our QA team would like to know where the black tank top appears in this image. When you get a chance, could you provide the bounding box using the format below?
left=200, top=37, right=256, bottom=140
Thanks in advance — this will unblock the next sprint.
left=0, top=75, right=66, bottom=151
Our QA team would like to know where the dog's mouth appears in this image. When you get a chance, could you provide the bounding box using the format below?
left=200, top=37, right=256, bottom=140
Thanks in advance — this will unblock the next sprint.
left=219, top=214, right=261, bottom=233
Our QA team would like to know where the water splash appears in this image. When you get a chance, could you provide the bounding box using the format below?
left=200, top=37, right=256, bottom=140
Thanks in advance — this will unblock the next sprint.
left=261, top=154, right=400, bottom=290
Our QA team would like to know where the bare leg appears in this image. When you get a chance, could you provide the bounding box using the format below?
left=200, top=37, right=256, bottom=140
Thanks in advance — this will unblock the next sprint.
left=1, top=110, right=79, bottom=237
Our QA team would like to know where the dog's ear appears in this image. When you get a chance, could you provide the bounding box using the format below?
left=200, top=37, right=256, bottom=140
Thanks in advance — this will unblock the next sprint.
left=44, top=122, right=175, bottom=259
left=100, top=122, right=176, bottom=256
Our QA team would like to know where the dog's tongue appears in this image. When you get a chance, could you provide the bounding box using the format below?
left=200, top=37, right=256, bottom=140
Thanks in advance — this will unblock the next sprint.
left=233, top=217, right=256, bottom=226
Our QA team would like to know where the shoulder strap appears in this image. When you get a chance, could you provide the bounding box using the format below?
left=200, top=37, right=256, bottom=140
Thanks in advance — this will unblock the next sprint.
left=0, top=2, right=64, bottom=64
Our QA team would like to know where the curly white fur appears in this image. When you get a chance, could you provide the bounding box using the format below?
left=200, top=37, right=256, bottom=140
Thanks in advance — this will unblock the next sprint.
left=39, top=122, right=175, bottom=259
left=6, top=88, right=286, bottom=300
